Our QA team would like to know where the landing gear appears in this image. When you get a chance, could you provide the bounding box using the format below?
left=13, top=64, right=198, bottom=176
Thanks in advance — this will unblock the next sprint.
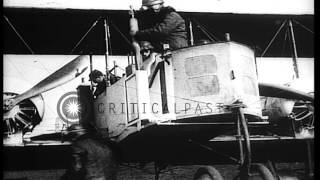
left=193, top=166, right=224, bottom=180
left=249, top=164, right=275, bottom=180
left=232, top=102, right=275, bottom=180
left=237, top=107, right=252, bottom=180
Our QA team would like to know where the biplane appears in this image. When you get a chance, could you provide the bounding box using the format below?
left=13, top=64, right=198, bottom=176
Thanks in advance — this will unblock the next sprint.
left=3, top=1, right=314, bottom=179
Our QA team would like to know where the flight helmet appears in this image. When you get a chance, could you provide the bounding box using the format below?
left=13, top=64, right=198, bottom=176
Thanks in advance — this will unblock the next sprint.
left=89, top=69, right=104, bottom=81
left=142, top=0, right=164, bottom=7
left=140, top=41, right=154, bottom=51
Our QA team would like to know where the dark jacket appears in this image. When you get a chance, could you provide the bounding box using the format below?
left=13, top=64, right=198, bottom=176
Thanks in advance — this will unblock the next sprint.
left=94, top=80, right=107, bottom=97
left=135, top=6, right=188, bottom=51
left=67, top=133, right=118, bottom=180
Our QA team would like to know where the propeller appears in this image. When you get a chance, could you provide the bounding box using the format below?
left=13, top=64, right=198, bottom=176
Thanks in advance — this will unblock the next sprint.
left=3, top=55, right=89, bottom=111
left=258, top=82, right=314, bottom=102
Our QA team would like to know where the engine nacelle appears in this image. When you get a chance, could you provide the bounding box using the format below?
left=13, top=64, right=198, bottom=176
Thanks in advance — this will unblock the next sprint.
left=3, top=77, right=45, bottom=138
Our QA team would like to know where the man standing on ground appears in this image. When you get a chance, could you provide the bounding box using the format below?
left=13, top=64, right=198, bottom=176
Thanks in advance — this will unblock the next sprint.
left=61, top=124, right=118, bottom=180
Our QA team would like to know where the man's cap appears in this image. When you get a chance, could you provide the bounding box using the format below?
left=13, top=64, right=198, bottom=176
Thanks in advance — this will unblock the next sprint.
left=142, top=0, right=164, bottom=7
left=140, top=41, right=154, bottom=51
left=89, top=69, right=103, bottom=81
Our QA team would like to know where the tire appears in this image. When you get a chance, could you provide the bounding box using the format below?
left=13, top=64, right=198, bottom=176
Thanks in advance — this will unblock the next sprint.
left=193, top=166, right=224, bottom=180
left=250, top=163, right=275, bottom=180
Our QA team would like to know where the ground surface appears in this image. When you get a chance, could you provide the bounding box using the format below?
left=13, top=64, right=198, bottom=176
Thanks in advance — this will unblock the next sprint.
left=4, top=163, right=310, bottom=180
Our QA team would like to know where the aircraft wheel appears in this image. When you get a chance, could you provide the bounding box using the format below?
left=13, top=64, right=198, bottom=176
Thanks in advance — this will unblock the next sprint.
left=193, top=166, right=224, bottom=180
left=248, top=163, right=275, bottom=180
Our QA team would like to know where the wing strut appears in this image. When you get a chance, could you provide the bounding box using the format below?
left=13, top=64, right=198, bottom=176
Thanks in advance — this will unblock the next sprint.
left=69, top=16, right=102, bottom=54
left=4, top=15, right=35, bottom=54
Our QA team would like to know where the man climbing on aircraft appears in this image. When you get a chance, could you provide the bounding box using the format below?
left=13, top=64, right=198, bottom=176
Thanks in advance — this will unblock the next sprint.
left=131, top=0, right=188, bottom=52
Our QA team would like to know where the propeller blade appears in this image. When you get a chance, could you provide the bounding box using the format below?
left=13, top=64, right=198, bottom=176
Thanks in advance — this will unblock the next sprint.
left=258, top=82, right=314, bottom=102
left=4, top=55, right=89, bottom=110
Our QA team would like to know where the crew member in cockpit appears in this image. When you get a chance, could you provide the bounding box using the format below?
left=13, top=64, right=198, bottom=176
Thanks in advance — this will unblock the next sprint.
left=130, top=0, right=188, bottom=52
left=89, top=70, right=120, bottom=97
left=89, top=70, right=107, bottom=97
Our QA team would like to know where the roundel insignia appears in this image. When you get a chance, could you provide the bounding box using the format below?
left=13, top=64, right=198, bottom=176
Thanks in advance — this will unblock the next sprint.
left=57, top=91, right=80, bottom=124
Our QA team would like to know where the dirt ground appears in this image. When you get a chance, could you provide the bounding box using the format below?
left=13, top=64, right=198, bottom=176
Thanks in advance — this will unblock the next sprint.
left=4, top=163, right=311, bottom=180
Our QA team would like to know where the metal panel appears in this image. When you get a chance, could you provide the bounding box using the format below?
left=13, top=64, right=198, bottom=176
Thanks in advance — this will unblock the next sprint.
left=125, top=75, right=139, bottom=123
left=229, top=43, right=261, bottom=117
left=93, top=77, right=128, bottom=137
left=172, top=42, right=261, bottom=120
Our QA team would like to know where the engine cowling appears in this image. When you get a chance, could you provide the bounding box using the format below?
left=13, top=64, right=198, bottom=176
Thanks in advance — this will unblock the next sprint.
left=3, top=77, right=45, bottom=137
